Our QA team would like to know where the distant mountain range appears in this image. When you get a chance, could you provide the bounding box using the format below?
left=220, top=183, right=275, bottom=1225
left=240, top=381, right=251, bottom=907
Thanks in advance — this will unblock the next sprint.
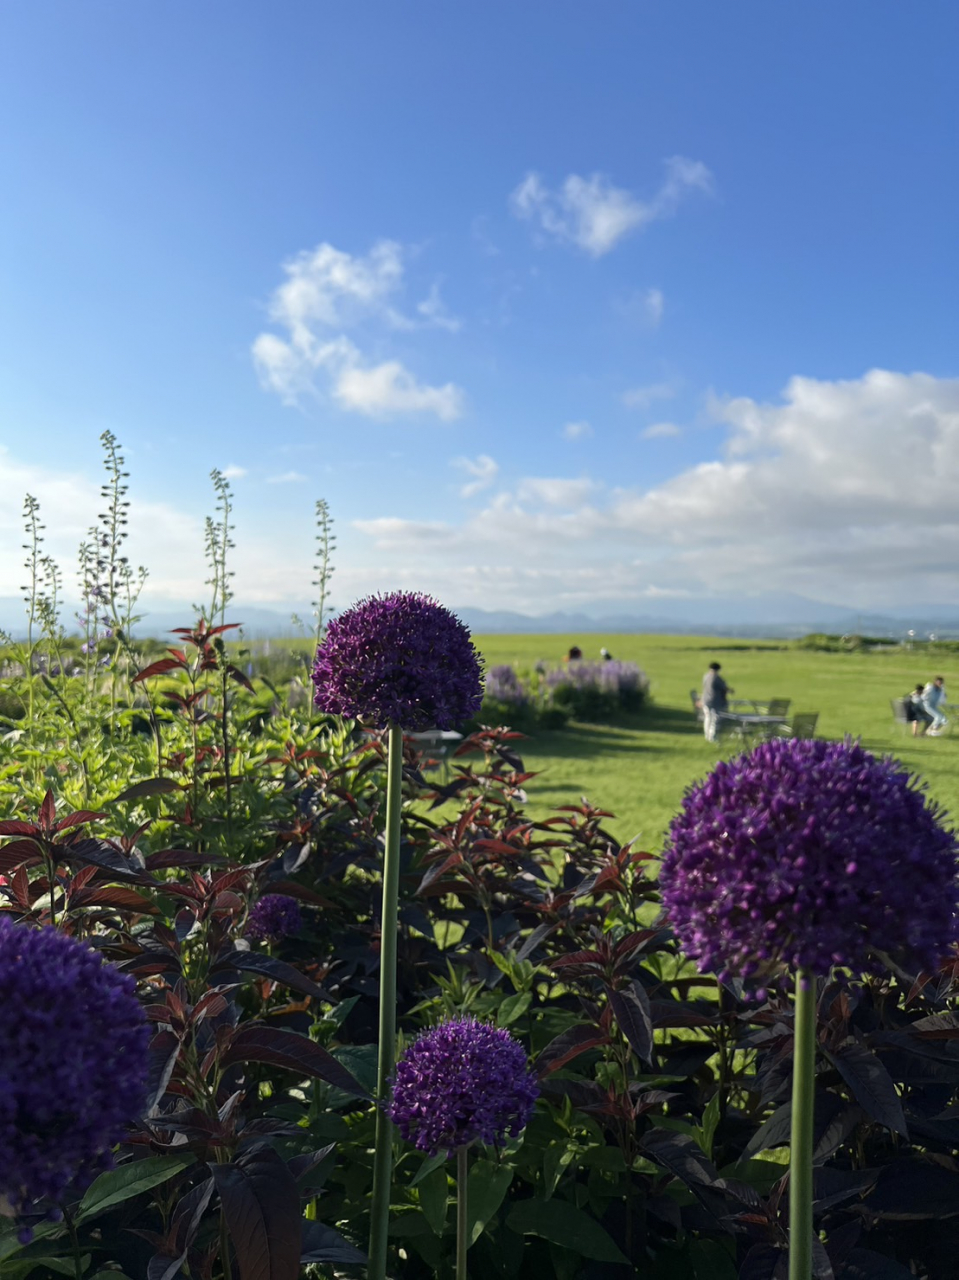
left=2, top=592, right=958, bottom=641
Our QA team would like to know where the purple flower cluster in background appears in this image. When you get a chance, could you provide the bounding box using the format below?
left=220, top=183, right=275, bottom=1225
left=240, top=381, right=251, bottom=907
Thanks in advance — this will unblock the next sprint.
left=0, top=921, right=149, bottom=1221
left=246, top=893, right=303, bottom=943
left=312, top=592, right=484, bottom=732
left=660, top=737, right=959, bottom=982
left=543, top=659, right=646, bottom=698
left=484, top=665, right=531, bottom=706
left=388, top=1016, right=539, bottom=1156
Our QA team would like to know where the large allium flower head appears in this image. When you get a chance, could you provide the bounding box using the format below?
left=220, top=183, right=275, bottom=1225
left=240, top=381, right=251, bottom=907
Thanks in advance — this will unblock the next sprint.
left=660, top=737, right=959, bottom=982
left=311, top=592, right=484, bottom=731
left=246, top=893, right=303, bottom=943
left=387, top=1016, right=539, bottom=1156
left=0, top=920, right=149, bottom=1221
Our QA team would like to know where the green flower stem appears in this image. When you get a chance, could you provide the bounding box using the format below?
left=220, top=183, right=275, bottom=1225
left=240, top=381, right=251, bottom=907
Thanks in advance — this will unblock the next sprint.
left=456, top=1146, right=469, bottom=1280
left=789, top=968, right=817, bottom=1280
left=368, top=720, right=404, bottom=1280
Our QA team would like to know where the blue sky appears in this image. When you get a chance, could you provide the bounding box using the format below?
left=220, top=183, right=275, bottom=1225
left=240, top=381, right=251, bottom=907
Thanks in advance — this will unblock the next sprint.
left=2, top=2, right=958, bottom=623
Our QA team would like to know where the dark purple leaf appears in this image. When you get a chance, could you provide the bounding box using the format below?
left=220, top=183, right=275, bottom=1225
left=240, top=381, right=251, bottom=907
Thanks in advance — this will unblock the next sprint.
left=824, top=1039, right=908, bottom=1137
left=606, top=979, right=654, bottom=1064
left=534, top=1025, right=610, bottom=1077
left=60, top=837, right=142, bottom=880
left=146, top=1030, right=182, bottom=1113
left=211, top=1144, right=302, bottom=1280
left=840, top=1248, right=919, bottom=1279
left=211, top=950, right=331, bottom=1001
left=299, top=1218, right=367, bottom=1265
left=287, top=1144, right=335, bottom=1183
left=0, top=840, right=43, bottom=873
left=640, top=1129, right=720, bottom=1189
left=739, top=1245, right=788, bottom=1280
left=862, top=1159, right=959, bottom=1220
left=220, top=1025, right=370, bottom=1098
left=515, top=921, right=556, bottom=962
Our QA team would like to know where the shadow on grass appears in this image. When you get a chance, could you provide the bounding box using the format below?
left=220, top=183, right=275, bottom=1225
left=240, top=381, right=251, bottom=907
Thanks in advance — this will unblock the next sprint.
left=512, top=703, right=703, bottom=763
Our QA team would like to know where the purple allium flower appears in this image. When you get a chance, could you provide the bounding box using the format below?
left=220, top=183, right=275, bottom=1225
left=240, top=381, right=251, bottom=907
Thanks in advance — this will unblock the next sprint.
left=387, top=1017, right=539, bottom=1156
left=485, top=665, right=530, bottom=707
left=246, top=893, right=303, bottom=943
left=660, top=738, right=959, bottom=981
left=311, top=592, right=484, bottom=731
left=0, top=920, right=149, bottom=1217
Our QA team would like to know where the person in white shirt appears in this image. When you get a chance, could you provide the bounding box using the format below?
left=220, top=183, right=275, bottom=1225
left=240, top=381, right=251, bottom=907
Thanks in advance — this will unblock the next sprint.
left=922, top=676, right=948, bottom=734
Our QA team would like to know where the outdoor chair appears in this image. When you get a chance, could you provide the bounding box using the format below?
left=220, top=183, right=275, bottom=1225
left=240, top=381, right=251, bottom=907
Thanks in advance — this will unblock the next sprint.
left=766, top=698, right=791, bottom=718
left=777, top=712, right=818, bottom=739
left=890, top=698, right=912, bottom=733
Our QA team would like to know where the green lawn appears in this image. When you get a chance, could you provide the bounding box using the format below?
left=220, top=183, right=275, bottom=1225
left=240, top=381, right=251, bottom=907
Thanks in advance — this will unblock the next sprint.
left=470, top=634, right=959, bottom=851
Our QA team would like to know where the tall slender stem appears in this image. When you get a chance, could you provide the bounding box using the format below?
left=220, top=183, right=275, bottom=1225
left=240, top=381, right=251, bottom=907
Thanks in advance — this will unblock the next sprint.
left=456, top=1146, right=469, bottom=1280
left=368, top=721, right=404, bottom=1280
left=789, top=968, right=817, bottom=1280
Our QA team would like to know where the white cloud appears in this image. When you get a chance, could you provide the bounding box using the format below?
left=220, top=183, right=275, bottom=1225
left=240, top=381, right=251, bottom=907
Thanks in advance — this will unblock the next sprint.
left=267, top=239, right=407, bottom=335
left=642, top=422, right=681, bottom=439
left=622, top=381, right=676, bottom=410
left=335, top=360, right=464, bottom=421
left=510, top=157, right=713, bottom=257
left=645, top=288, right=665, bottom=328
left=515, top=476, right=599, bottom=507
left=452, top=454, right=498, bottom=497
left=562, top=420, right=593, bottom=440
left=253, top=239, right=465, bottom=421
left=221, top=464, right=247, bottom=480
left=267, top=471, right=308, bottom=484
left=348, top=371, right=959, bottom=613
left=417, top=283, right=461, bottom=332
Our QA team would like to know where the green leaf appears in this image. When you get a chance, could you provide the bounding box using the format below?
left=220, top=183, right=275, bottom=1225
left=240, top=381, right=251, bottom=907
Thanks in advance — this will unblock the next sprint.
left=77, top=1154, right=195, bottom=1222
left=506, top=1199, right=628, bottom=1264
left=410, top=1150, right=449, bottom=1187
left=543, top=1140, right=578, bottom=1199
left=496, top=992, right=532, bottom=1027
left=468, top=1159, right=514, bottom=1246
left=0, top=1222, right=60, bottom=1262
left=0, top=1258, right=87, bottom=1279
left=418, top=1165, right=449, bottom=1237
left=696, top=1093, right=721, bottom=1159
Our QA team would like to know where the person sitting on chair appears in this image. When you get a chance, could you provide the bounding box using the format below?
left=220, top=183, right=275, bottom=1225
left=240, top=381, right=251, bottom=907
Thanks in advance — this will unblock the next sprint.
left=922, top=676, right=948, bottom=735
left=907, top=684, right=933, bottom=736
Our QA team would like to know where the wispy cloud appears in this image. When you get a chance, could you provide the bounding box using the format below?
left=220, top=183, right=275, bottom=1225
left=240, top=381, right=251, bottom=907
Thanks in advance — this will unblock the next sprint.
left=641, top=421, right=681, bottom=439
left=417, top=282, right=461, bottom=332
left=562, top=420, right=593, bottom=441
left=452, top=454, right=498, bottom=497
left=221, top=464, right=247, bottom=480
left=267, top=470, right=308, bottom=484
left=510, top=157, right=713, bottom=257
left=252, top=239, right=465, bottom=421
left=622, top=381, right=676, bottom=410
left=644, top=288, right=665, bottom=328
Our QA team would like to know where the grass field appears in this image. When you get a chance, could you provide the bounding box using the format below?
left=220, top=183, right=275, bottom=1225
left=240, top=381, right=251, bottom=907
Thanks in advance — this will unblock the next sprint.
left=469, top=634, right=959, bottom=850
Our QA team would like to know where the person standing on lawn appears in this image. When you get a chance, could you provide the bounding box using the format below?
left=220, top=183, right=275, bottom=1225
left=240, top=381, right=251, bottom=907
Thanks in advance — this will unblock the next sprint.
left=922, top=676, right=949, bottom=735
left=702, top=661, right=732, bottom=743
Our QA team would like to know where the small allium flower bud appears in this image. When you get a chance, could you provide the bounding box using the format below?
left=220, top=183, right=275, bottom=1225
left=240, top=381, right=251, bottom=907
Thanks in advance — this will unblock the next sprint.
left=387, top=1017, right=539, bottom=1156
left=660, top=738, right=959, bottom=980
left=0, top=920, right=149, bottom=1216
left=246, top=894, right=303, bottom=943
left=311, top=592, right=484, bottom=731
